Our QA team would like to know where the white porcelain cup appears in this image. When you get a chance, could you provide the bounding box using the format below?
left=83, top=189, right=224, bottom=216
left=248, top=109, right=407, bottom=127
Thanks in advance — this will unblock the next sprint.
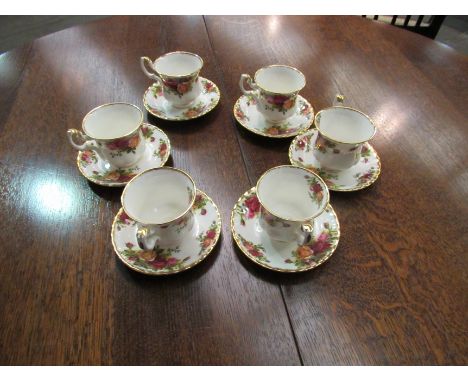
left=140, top=51, right=203, bottom=108
left=121, top=167, right=196, bottom=251
left=256, top=165, right=329, bottom=244
left=67, top=103, right=145, bottom=169
left=239, top=65, right=306, bottom=123
left=313, top=95, right=377, bottom=170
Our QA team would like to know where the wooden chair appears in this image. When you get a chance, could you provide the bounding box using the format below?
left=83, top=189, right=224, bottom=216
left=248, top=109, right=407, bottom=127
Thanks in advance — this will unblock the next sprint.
left=362, top=16, right=446, bottom=39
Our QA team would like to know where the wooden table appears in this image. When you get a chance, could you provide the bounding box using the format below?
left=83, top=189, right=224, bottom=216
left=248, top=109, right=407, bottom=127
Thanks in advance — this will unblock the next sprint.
left=0, top=16, right=467, bottom=365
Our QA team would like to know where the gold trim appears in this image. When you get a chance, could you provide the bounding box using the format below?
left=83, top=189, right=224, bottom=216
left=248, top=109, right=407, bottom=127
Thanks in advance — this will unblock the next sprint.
left=253, top=64, right=306, bottom=95
left=111, top=190, right=222, bottom=276
left=143, top=77, right=221, bottom=121
left=288, top=130, right=382, bottom=192
left=255, top=165, right=330, bottom=222
left=153, top=51, right=204, bottom=78
left=121, top=166, right=196, bottom=225
left=82, top=102, right=144, bottom=142
left=75, top=123, right=171, bottom=187
left=314, top=106, right=377, bottom=145
left=230, top=187, right=340, bottom=273
left=233, top=95, right=314, bottom=139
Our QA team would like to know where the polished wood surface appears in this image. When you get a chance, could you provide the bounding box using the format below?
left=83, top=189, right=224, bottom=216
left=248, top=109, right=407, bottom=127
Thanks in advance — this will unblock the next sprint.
left=0, top=16, right=466, bottom=365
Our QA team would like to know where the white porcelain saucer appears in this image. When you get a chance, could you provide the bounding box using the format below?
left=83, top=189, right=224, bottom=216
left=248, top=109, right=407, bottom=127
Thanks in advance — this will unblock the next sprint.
left=112, top=190, right=221, bottom=275
left=76, top=123, right=170, bottom=187
left=231, top=187, right=340, bottom=273
left=143, top=77, right=220, bottom=121
left=233, top=94, right=314, bottom=138
left=289, top=129, right=381, bottom=192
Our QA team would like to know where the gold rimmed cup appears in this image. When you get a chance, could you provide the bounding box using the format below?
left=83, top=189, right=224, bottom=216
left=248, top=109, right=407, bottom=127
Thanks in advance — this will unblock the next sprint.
left=67, top=102, right=146, bottom=169
left=239, top=64, right=306, bottom=123
left=140, top=51, right=204, bottom=108
left=121, top=167, right=197, bottom=250
left=256, top=165, right=329, bottom=244
left=313, top=94, right=377, bottom=170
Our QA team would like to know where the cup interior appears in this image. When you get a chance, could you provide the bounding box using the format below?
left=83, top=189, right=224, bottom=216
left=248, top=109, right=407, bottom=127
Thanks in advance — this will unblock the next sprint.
left=255, top=65, right=305, bottom=94
left=154, top=52, right=203, bottom=77
left=317, top=107, right=375, bottom=144
left=257, top=166, right=329, bottom=221
left=83, top=103, right=142, bottom=140
left=122, top=168, right=195, bottom=225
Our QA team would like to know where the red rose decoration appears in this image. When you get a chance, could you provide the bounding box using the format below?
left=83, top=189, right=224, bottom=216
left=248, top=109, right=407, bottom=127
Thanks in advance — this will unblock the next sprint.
left=206, top=230, right=216, bottom=239
left=312, top=183, right=323, bottom=193
left=244, top=196, right=260, bottom=218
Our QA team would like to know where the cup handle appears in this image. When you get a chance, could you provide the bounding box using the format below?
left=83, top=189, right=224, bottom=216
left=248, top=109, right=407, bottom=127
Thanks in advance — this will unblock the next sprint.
left=334, top=94, right=345, bottom=106
left=140, top=56, right=162, bottom=85
left=67, top=129, right=103, bottom=156
left=239, top=74, right=259, bottom=97
left=298, top=222, right=314, bottom=245
left=136, top=225, right=160, bottom=251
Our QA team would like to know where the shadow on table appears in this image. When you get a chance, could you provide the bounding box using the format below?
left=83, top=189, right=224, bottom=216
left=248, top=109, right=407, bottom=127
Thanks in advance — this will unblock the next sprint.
left=114, top=233, right=223, bottom=285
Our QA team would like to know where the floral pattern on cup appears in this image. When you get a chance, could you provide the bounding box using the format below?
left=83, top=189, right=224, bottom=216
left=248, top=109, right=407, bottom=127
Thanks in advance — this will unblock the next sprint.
left=285, top=222, right=339, bottom=269
left=314, top=134, right=337, bottom=154
left=79, top=150, right=98, bottom=168
left=262, top=122, right=298, bottom=136
left=231, top=188, right=340, bottom=272
left=162, top=74, right=197, bottom=98
left=289, top=130, right=381, bottom=192
left=300, top=102, right=312, bottom=117
left=235, top=194, right=261, bottom=226
left=112, top=190, right=221, bottom=275
left=104, top=133, right=141, bottom=158
left=304, top=174, right=325, bottom=204
left=354, top=167, right=377, bottom=186
left=193, top=193, right=208, bottom=215
left=153, top=139, right=168, bottom=160
left=233, top=95, right=314, bottom=139
left=91, top=167, right=139, bottom=183
left=238, top=235, right=269, bottom=263
left=294, top=133, right=313, bottom=152
left=201, top=78, right=217, bottom=93
left=261, top=206, right=292, bottom=228
left=262, top=91, right=296, bottom=114
left=196, top=221, right=220, bottom=256
left=115, top=210, right=135, bottom=231
left=234, top=103, right=248, bottom=122
left=144, top=77, right=220, bottom=121
left=121, top=242, right=189, bottom=271
left=141, top=124, right=156, bottom=142
left=360, top=145, right=372, bottom=163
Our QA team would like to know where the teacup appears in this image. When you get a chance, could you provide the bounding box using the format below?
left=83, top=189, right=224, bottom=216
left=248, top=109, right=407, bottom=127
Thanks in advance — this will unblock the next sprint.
left=256, top=165, right=329, bottom=244
left=121, top=167, right=196, bottom=250
left=67, top=103, right=145, bottom=169
left=313, top=95, right=377, bottom=170
left=140, top=51, right=203, bottom=108
left=239, top=65, right=306, bottom=123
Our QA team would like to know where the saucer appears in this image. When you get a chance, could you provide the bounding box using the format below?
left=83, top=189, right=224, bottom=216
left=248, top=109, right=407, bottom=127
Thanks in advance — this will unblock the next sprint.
left=231, top=187, right=340, bottom=273
left=77, top=123, right=170, bottom=187
left=233, top=94, right=314, bottom=138
left=143, top=77, right=220, bottom=121
left=289, top=129, right=381, bottom=192
left=111, top=190, right=221, bottom=275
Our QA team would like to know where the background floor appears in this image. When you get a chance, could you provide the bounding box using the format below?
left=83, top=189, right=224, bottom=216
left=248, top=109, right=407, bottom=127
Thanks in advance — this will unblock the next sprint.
left=0, top=15, right=467, bottom=55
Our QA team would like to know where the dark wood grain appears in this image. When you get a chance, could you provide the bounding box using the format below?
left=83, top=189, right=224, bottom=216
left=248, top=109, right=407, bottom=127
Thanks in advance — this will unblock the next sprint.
left=1, top=15, right=467, bottom=366
left=0, top=16, right=299, bottom=365
left=204, top=15, right=468, bottom=365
